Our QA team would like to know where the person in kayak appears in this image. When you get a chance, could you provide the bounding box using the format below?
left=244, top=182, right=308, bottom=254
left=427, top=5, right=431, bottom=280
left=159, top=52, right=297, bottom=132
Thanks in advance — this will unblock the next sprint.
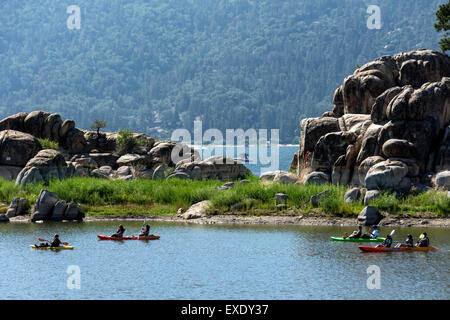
left=361, top=225, right=379, bottom=239
left=139, top=224, right=151, bottom=237
left=344, top=226, right=362, bottom=239
left=417, top=232, right=429, bottom=247
left=35, top=234, right=62, bottom=247
left=111, top=224, right=126, bottom=237
left=50, top=234, right=62, bottom=247
left=379, top=234, right=393, bottom=248
left=395, top=234, right=414, bottom=248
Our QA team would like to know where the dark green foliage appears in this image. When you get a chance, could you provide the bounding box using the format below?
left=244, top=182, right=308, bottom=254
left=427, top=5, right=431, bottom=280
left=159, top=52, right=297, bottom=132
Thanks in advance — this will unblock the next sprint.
left=116, top=128, right=146, bottom=154
left=435, top=2, right=450, bottom=51
left=0, top=1, right=446, bottom=143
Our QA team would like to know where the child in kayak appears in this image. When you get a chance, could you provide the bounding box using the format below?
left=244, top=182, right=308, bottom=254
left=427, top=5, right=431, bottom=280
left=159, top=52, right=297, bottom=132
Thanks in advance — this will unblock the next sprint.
left=395, top=234, right=414, bottom=248
left=344, top=226, right=362, bottom=239
left=417, top=233, right=429, bottom=247
left=377, top=234, right=393, bottom=248
left=111, top=225, right=126, bottom=238
left=139, top=225, right=151, bottom=237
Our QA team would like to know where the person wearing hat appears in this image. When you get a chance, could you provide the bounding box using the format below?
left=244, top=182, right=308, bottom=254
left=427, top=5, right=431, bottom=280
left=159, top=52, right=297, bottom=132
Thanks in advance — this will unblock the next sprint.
left=416, top=232, right=429, bottom=247
left=361, top=225, right=379, bottom=239
left=111, top=224, right=126, bottom=238
left=50, top=234, right=62, bottom=247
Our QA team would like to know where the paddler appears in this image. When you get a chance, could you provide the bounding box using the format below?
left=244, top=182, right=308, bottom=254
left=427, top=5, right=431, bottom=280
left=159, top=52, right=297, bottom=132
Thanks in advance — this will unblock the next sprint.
left=139, top=224, right=151, bottom=237
left=361, top=225, right=379, bottom=239
left=378, top=234, right=393, bottom=248
left=111, top=224, right=126, bottom=238
left=50, top=234, right=62, bottom=247
left=416, top=232, right=429, bottom=247
left=344, top=225, right=362, bottom=239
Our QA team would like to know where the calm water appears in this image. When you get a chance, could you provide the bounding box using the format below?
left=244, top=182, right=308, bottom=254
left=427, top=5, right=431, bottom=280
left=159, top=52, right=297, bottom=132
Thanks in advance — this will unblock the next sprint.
left=0, top=221, right=448, bottom=300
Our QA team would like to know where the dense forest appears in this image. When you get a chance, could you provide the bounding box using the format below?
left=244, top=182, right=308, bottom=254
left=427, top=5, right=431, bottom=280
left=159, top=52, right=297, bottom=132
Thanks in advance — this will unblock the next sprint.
left=0, top=0, right=447, bottom=143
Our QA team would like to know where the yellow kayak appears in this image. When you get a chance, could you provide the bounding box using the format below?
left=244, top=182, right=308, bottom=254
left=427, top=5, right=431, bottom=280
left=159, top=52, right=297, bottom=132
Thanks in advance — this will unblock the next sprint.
left=31, top=245, right=74, bottom=250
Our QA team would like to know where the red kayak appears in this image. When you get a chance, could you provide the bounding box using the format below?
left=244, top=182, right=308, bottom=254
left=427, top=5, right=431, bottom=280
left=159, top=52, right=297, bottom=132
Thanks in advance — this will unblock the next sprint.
left=359, top=245, right=438, bottom=252
left=97, top=234, right=160, bottom=240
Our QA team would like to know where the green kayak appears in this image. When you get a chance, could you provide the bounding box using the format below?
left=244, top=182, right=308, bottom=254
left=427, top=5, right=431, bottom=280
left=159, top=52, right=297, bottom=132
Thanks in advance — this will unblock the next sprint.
left=331, top=237, right=386, bottom=242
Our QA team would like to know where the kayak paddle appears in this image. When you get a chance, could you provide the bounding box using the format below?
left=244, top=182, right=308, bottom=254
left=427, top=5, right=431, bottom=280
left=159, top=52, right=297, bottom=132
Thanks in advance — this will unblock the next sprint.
left=389, top=230, right=395, bottom=236
left=38, top=238, right=69, bottom=246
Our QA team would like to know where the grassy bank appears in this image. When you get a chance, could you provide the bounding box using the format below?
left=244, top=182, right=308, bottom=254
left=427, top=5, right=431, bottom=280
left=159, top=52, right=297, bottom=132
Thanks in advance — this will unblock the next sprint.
left=0, top=177, right=448, bottom=217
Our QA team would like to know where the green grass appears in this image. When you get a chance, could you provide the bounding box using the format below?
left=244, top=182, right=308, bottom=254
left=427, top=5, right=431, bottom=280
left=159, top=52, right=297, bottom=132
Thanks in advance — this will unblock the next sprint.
left=0, top=177, right=448, bottom=217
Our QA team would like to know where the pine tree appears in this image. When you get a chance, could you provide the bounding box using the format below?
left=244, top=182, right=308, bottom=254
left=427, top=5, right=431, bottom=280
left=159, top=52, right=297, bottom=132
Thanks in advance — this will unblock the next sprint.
left=435, top=2, right=450, bottom=51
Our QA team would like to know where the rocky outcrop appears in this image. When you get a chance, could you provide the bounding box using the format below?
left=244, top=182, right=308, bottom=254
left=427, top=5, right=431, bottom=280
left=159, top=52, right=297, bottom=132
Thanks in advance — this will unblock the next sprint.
left=292, top=49, right=450, bottom=193
left=30, top=189, right=84, bottom=222
left=16, top=149, right=74, bottom=186
left=6, top=198, right=29, bottom=218
left=0, top=130, right=42, bottom=167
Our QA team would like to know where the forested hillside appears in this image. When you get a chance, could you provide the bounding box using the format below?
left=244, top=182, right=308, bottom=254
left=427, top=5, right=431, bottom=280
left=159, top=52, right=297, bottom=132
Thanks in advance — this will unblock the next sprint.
left=0, top=0, right=446, bottom=143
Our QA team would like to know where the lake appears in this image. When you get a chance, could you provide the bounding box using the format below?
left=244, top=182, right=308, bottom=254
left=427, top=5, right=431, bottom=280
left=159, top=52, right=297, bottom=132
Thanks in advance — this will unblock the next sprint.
left=0, top=221, right=448, bottom=300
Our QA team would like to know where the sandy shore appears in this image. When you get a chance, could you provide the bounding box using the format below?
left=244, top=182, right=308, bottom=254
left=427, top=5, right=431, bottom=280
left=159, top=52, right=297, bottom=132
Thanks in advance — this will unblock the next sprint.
left=9, top=213, right=449, bottom=227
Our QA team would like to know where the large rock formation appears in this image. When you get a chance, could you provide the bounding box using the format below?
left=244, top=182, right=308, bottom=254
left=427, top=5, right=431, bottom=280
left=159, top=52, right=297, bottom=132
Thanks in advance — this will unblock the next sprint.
left=0, top=130, right=42, bottom=166
left=291, top=49, right=450, bottom=194
left=16, top=149, right=74, bottom=186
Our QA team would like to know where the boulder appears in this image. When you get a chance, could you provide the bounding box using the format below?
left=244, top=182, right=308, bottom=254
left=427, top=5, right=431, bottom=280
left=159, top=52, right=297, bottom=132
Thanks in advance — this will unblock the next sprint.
left=31, top=189, right=59, bottom=222
left=364, top=160, right=410, bottom=193
left=344, top=188, right=361, bottom=203
left=6, top=198, right=29, bottom=218
left=23, top=110, right=50, bottom=138
left=310, top=190, right=329, bottom=207
left=116, top=166, right=131, bottom=176
left=91, top=168, right=110, bottom=179
left=52, top=200, right=68, bottom=221
left=0, top=112, right=28, bottom=132
left=275, top=193, right=288, bottom=209
left=173, top=156, right=250, bottom=181
left=260, top=170, right=282, bottom=181
left=0, top=130, right=42, bottom=166
left=71, top=155, right=98, bottom=169
left=183, top=200, right=211, bottom=219
left=435, top=171, right=450, bottom=190
left=88, top=152, right=120, bottom=169
left=357, top=206, right=382, bottom=226
left=16, top=149, right=70, bottom=186
left=64, top=203, right=84, bottom=220
left=273, top=171, right=298, bottom=184
left=305, top=171, right=330, bottom=185
left=364, top=190, right=381, bottom=205
left=382, top=139, right=416, bottom=159
left=116, top=153, right=151, bottom=167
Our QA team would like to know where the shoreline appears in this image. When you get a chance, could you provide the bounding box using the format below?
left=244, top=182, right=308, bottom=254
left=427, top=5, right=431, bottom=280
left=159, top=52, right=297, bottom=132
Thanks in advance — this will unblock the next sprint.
left=9, top=213, right=450, bottom=227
